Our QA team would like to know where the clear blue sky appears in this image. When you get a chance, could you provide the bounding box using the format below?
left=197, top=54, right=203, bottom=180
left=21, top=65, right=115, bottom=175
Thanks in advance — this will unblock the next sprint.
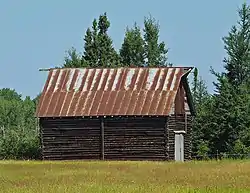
left=0, top=0, right=247, bottom=98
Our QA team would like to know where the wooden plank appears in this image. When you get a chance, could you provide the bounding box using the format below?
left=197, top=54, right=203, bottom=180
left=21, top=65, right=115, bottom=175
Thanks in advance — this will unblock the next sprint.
left=100, top=118, right=104, bottom=160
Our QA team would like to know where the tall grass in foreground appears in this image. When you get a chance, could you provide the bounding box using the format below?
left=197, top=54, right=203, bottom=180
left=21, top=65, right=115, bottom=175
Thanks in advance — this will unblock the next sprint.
left=0, top=160, right=250, bottom=193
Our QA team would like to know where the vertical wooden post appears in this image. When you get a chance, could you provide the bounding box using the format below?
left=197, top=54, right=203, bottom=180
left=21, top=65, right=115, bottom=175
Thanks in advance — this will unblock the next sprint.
left=164, top=117, right=169, bottom=161
left=100, top=118, right=105, bottom=160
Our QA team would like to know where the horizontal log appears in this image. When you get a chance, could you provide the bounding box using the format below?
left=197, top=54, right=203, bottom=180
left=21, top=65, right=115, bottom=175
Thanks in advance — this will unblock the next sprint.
left=42, top=141, right=99, bottom=144
left=43, top=155, right=100, bottom=159
left=104, top=152, right=164, bottom=155
left=105, top=130, right=165, bottom=133
left=104, top=154, right=165, bottom=157
left=104, top=144, right=165, bottom=148
left=42, top=129, right=100, bottom=132
left=43, top=141, right=100, bottom=144
left=104, top=155, right=166, bottom=158
left=104, top=138, right=165, bottom=141
left=43, top=142, right=100, bottom=145
left=104, top=147, right=164, bottom=151
left=42, top=135, right=99, bottom=138
left=42, top=136, right=99, bottom=139
left=43, top=149, right=100, bottom=153
left=42, top=151, right=100, bottom=155
left=43, top=145, right=100, bottom=149
left=42, top=132, right=99, bottom=135
left=42, top=124, right=100, bottom=128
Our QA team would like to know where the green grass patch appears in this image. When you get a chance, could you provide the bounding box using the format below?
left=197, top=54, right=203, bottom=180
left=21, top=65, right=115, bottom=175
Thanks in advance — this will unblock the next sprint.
left=0, top=160, right=250, bottom=192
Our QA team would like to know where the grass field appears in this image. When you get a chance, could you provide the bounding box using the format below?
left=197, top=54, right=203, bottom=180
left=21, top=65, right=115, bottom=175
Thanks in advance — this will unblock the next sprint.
left=0, top=160, right=250, bottom=193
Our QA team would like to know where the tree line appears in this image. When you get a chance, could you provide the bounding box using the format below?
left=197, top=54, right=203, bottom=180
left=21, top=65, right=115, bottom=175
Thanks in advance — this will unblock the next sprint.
left=63, top=13, right=169, bottom=68
left=0, top=3, right=250, bottom=159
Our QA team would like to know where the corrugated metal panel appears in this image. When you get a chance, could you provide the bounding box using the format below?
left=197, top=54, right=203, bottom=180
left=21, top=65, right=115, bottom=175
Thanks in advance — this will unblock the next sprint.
left=36, top=67, right=192, bottom=117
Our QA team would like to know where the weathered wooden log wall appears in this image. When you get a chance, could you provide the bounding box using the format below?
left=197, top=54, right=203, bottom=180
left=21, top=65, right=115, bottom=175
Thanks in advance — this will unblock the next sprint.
left=39, top=115, right=192, bottom=161
left=40, top=118, right=100, bottom=160
left=104, top=117, right=167, bottom=160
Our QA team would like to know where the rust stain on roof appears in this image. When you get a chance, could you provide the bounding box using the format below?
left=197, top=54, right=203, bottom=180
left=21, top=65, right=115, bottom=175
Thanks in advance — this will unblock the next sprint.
left=36, top=67, right=192, bottom=117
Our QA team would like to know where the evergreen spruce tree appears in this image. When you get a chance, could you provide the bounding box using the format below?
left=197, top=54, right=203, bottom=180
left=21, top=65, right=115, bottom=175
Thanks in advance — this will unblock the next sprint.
left=120, top=23, right=145, bottom=67
left=209, top=75, right=239, bottom=153
left=82, top=20, right=99, bottom=67
left=201, top=3, right=250, bottom=155
left=64, top=13, right=119, bottom=68
left=191, top=69, right=213, bottom=156
left=143, top=15, right=168, bottom=66
left=97, top=13, right=119, bottom=67
left=223, top=3, right=250, bottom=87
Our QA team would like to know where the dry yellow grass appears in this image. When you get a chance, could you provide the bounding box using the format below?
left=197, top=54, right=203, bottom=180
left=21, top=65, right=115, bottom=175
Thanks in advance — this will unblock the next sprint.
left=0, top=160, right=250, bottom=193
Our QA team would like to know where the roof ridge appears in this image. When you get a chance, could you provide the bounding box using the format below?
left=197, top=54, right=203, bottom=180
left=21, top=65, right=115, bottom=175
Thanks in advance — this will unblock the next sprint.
left=39, top=66, right=193, bottom=71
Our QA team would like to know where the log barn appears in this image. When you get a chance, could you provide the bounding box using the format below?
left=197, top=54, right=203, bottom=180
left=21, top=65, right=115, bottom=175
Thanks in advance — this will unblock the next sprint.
left=36, top=67, right=195, bottom=161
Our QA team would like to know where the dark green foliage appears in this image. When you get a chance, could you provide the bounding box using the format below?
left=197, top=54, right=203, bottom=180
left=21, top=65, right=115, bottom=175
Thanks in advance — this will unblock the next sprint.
left=120, top=15, right=170, bottom=67
left=209, top=75, right=243, bottom=153
left=192, top=70, right=250, bottom=158
left=223, top=3, right=250, bottom=87
left=191, top=71, right=214, bottom=156
left=0, top=88, right=22, bottom=101
left=196, top=140, right=210, bottom=159
left=82, top=23, right=99, bottom=67
left=96, top=13, right=120, bottom=67
left=120, top=23, right=145, bottom=67
left=0, top=127, right=40, bottom=160
left=63, top=47, right=85, bottom=68
left=209, top=3, right=250, bottom=155
left=63, top=13, right=169, bottom=68
left=232, top=139, right=250, bottom=158
left=0, top=89, right=41, bottom=160
left=192, top=3, right=250, bottom=158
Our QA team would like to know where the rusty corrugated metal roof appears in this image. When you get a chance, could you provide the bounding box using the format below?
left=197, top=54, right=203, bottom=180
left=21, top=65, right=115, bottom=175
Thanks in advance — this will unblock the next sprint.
left=36, top=67, right=192, bottom=117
